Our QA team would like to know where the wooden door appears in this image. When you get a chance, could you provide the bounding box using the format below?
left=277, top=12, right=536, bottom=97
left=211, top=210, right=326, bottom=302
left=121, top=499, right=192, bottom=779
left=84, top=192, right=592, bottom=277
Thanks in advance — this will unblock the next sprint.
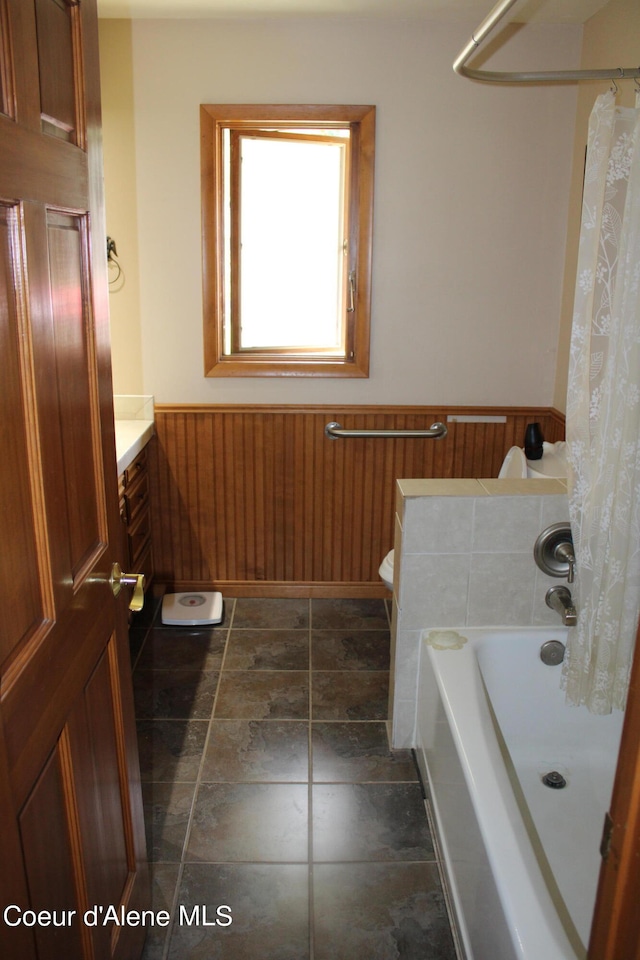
left=588, top=614, right=640, bottom=959
left=0, top=2, right=149, bottom=958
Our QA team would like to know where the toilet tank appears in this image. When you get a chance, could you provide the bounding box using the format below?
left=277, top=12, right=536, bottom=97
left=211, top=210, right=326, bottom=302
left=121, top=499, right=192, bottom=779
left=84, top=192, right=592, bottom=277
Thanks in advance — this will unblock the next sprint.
left=526, top=441, right=567, bottom=479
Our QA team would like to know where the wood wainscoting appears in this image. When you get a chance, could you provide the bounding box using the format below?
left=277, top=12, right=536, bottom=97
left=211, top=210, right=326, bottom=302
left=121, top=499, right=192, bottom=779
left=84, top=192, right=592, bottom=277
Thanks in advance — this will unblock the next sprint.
left=148, top=405, right=565, bottom=597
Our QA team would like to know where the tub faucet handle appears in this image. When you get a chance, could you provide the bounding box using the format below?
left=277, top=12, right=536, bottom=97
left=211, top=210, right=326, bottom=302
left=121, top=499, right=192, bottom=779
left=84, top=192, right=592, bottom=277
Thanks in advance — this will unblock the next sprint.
left=554, top=542, right=576, bottom=584
left=534, top=523, right=576, bottom=583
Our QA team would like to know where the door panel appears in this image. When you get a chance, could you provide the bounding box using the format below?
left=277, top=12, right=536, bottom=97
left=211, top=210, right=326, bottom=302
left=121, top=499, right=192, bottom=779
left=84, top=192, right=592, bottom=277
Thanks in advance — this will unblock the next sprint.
left=68, top=646, right=130, bottom=914
left=0, top=0, right=16, bottom=120
left=0, top=2, right=148, bottom=958
left=0, top=203, right=43, bottom=663
left=25, top=199, right=79, bottom=607
left=35, top=0, right=81, bottom=143
left=19, top=746, right=86, bottom=960
left=46, top=209, right=106, bottom=581
left=0, top=722, right=37, bottom=959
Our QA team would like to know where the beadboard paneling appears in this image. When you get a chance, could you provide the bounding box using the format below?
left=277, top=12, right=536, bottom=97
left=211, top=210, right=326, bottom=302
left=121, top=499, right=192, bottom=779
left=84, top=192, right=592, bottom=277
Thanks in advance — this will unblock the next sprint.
left=148, top=405, right=565, bottom=597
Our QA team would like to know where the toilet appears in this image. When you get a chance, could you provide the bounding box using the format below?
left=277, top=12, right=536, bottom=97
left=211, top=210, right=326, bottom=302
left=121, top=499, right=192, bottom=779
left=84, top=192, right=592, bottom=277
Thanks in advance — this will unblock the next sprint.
left=378, top=440, right=567, bottom=592
left=378, top=550, right=395, bottom=593
left=498, top=440, right=567, bottom=480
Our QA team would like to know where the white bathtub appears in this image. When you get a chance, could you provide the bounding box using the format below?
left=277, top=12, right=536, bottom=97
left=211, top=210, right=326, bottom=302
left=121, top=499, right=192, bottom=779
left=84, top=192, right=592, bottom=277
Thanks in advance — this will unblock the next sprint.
left=415, top=627, right=624, bottom=960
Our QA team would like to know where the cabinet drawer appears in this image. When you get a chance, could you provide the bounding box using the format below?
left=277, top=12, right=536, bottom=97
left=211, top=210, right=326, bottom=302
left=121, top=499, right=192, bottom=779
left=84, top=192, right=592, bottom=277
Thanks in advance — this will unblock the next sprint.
left=128, top=508, right=151, bottom=568
left=122, top=471, right=149, bottom=526
left=122, top=448, right=147, bottom=489
left=116, top=440, right=154, bottom=599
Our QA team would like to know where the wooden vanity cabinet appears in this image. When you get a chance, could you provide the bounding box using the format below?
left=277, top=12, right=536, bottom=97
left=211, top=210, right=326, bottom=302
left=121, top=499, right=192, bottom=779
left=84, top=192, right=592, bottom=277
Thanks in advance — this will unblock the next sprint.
left=118, top=445, right=154, bottom=594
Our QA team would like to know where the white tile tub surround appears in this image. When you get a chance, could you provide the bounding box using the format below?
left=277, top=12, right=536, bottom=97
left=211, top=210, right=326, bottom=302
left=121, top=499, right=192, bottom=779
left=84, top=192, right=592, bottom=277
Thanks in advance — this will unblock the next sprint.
left=390, top=478, right=569, bottom=747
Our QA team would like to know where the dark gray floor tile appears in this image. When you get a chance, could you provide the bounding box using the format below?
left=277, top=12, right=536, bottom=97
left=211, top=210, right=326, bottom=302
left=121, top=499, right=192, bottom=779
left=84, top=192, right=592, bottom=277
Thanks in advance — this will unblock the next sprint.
left=225, top=629, right=309, bottom=670
left=312, top=671, right=389, bottom=720
left=142, top=781, right=196, bottom=861
left=136, top=719, right=209, bottom=782
left=201, top=720, right=309, bottom=782
left=140, top=862, right=180, bottom=960
left=129, top=628, right=147, bottom=670
left=312, top=722, right=417, bottom=782
left=167, top=863, right=309, bottom=960
left=215, top=671, right=309, bottom=719
left=186, top=783, right=308, bottom=862
left=313, top=783, right=433, bottom=861
left=311, top=629, right=390, bottom=670
left=134, top=594, right=456, bottom=958
left=232, top=598, right=309, bottom=629
left=311, top=598, right=389, bottom=630
left=136, top=627, right=227, bottom=671
left=131, top=589, right=165, bottom=631
left=313, top=862, right=456, bottom=960
left=134, top=669, right=220, bottom=720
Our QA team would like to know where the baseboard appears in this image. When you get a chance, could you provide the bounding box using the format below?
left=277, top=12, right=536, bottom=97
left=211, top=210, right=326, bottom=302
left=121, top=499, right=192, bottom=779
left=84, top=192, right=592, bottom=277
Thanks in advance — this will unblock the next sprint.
left=157, top=580, right=391, bottom=599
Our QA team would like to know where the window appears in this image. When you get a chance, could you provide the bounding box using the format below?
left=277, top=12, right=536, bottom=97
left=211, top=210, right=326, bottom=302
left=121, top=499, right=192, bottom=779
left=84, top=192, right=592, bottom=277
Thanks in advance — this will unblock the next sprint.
left=200, top=105, right=375, bottom=377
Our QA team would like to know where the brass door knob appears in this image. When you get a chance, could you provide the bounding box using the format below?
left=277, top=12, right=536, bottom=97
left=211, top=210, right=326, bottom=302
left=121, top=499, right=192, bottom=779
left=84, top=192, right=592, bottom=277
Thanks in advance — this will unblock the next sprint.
left=110, top=562, right=145, bottom=612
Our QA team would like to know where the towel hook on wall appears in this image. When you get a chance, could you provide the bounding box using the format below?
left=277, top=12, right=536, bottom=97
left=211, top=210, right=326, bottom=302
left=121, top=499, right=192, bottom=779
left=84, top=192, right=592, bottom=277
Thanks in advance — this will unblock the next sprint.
left=107, top=235, right=122, bottom=287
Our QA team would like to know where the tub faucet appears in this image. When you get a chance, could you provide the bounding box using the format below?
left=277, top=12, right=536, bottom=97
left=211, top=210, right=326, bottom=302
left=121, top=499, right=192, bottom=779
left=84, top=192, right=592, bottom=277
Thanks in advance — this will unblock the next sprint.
left=545, top=586, right=577, bottom=626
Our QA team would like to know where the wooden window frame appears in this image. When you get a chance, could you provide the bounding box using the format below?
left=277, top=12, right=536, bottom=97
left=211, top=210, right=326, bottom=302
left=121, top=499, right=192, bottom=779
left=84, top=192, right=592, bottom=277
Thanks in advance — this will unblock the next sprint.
left=227, top=127, right=351, bottom=358
left=200, top=104, right=375, bottom=378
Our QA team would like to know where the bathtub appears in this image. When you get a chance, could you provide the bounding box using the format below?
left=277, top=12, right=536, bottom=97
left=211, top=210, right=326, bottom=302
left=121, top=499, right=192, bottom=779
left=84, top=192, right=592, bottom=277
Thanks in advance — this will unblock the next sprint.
left=415, top=627, right=624, bottom=960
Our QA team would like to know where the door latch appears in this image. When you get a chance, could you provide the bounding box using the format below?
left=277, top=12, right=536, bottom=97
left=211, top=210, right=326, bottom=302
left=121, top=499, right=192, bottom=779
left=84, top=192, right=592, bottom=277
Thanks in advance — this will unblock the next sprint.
left=110, top=562, right=145, bottom=612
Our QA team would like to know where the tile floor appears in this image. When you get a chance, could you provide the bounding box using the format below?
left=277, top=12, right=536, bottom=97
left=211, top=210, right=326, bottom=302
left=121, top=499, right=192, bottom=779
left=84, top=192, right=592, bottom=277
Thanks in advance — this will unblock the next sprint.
left=130, top=595, right=458, bottom=960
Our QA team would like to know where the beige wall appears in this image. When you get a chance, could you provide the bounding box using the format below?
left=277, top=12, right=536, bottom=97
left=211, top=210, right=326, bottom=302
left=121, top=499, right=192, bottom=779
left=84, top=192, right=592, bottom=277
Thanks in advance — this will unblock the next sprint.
left=101, top=16, right=582, bottom=405
left=553, top=0, right=640, bottom=412
left=99, top=19, right=144, bottom=395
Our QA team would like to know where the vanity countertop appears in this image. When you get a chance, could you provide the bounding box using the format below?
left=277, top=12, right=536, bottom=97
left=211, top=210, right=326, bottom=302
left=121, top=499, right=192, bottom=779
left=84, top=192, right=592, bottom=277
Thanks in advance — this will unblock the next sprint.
left=115, top=419, right=155, bottom=476
left=113, top=394, right=155, bottom=475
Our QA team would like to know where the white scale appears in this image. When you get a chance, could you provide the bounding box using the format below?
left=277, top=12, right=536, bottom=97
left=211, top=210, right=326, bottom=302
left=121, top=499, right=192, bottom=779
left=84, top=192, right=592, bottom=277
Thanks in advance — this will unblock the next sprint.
left=161, top=591, right=223, bottom=626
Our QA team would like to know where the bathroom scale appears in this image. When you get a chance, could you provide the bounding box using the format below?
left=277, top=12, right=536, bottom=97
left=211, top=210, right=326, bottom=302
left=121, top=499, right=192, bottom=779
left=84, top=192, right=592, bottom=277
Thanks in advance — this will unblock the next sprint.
left=161, top=591, right=223, bottom=626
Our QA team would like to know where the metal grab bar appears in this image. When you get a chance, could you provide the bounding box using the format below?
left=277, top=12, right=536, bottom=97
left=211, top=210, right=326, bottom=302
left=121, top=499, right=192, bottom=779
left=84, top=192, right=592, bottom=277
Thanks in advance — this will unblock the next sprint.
left=325, top=421, right=447, bottom=440
left=453, top=0, right=640, bottom=84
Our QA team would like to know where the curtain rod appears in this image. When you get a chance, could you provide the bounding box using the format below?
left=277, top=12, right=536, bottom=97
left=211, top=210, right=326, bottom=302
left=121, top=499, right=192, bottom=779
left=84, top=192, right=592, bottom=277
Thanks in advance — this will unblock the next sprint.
left=453, top=0, right=640, bottom=83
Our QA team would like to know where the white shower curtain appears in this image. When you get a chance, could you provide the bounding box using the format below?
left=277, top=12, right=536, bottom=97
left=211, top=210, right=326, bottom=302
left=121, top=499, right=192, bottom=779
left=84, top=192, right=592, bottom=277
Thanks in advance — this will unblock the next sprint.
left=565, top=90, right=640, bottom=714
